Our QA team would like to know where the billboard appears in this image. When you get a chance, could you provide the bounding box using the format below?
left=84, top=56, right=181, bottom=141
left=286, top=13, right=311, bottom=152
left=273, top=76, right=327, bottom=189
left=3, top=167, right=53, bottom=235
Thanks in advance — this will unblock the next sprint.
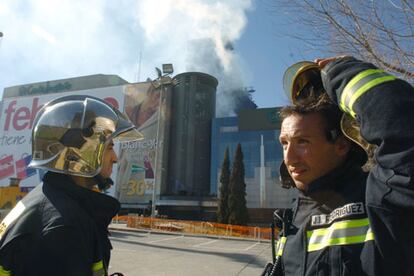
left=0, top=81, right=168, bottom=208
left=115, top=83, right=165, bottom=206
left=238, top=107, right=282, bottom=131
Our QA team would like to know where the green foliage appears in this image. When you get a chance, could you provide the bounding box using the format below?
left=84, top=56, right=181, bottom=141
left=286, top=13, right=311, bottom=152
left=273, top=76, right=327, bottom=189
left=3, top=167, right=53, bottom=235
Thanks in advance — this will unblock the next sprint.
left=228, top=143, right=249, bottom=225
left=217, top=147, right=230, bottom=223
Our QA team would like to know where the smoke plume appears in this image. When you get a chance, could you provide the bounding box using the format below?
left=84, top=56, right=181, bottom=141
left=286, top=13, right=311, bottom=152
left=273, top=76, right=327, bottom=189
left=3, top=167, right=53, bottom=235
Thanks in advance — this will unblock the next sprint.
left=137, top=0, right=254, bottom=116
left=0, top=0, right=255, bottom=115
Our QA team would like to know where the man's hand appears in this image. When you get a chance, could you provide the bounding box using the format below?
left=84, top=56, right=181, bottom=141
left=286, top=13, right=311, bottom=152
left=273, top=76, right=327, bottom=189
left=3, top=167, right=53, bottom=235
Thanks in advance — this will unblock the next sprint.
left=313, top=56, right=351, bottom=104
left=314, top=56, right=348, bottom=69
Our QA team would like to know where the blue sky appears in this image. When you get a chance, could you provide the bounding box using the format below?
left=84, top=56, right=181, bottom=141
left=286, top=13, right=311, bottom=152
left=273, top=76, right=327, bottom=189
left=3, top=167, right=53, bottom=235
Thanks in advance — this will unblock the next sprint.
left=237, top=0, right=326, bottom=108
left=237, top=1, right=296, bottom=107
left=0, top=0, right=321, bottom=112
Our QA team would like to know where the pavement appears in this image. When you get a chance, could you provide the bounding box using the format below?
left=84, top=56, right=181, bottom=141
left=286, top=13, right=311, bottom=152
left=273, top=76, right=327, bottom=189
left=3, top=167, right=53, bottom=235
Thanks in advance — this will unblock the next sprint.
left=108, top=223, right=272, bottom=276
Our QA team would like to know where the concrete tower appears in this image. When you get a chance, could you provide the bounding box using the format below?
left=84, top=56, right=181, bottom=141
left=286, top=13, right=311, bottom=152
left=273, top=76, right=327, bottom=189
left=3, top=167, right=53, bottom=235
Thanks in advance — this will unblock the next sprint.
left=167, top=72, right=218, bottom=196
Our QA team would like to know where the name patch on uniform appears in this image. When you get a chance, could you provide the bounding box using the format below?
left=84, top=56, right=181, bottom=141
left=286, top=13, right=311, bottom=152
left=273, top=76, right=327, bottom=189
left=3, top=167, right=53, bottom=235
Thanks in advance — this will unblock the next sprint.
left=311, top=202, right=364, bottom=227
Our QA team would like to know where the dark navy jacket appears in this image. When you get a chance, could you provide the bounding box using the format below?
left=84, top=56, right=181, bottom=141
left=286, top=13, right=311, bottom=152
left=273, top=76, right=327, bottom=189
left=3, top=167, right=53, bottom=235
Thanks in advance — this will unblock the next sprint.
left=0, top=172, right=120, bottom=276
left=280, top=58, right=414, bottom=276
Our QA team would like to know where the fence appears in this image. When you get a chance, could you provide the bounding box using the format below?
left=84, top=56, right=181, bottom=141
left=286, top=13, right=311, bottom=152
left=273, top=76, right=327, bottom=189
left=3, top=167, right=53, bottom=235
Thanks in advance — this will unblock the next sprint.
left=112, top=215, right=275, bottom=241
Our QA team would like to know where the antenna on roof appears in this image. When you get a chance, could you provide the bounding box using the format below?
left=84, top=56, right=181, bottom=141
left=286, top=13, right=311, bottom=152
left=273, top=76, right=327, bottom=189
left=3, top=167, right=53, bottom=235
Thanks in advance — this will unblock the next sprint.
left=137, top=50, right=142, bottom=82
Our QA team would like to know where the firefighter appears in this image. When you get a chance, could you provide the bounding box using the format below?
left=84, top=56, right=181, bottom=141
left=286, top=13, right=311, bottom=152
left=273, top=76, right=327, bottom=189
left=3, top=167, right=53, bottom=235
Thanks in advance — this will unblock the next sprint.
left=0, top=95, right=143, bottom=275
left=264, top=56, right=414, bottom=275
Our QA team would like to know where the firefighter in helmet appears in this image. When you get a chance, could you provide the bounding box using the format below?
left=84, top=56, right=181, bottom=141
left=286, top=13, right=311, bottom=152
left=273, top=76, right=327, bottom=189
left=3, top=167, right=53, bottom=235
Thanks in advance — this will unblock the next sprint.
left=0, top=95, right=143, bottom=275
left=262, top=56, right=414, bottom=276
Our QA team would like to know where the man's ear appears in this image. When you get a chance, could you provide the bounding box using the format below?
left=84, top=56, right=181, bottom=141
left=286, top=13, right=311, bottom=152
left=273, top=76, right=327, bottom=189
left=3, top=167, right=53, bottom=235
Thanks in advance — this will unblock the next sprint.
left=335, top=135, right=352, bottom=157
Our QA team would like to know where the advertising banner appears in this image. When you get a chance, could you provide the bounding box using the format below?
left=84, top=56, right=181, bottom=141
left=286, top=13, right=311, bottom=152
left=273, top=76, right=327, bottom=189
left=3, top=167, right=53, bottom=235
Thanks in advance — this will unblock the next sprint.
left=0, top=155, right=15, bottom=181
left=16, top=154, right=37, bottom=180
left=0, top=86, right=125, bottom=187
left=115, top=83, right=164, bottom=206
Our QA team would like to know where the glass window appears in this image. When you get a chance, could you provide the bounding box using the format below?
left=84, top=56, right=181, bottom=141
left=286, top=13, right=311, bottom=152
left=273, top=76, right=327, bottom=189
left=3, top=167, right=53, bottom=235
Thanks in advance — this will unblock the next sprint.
left=220, top=126, right=239, bottom=133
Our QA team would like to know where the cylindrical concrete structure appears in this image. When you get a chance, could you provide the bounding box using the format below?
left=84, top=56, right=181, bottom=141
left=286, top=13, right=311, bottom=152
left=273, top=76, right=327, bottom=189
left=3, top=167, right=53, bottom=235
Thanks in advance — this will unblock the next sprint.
left=167, top=72, right=218, bottom=196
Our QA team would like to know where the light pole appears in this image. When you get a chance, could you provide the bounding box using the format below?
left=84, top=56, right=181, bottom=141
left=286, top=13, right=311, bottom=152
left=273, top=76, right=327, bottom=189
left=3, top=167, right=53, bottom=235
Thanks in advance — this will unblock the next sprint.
left=151, top=64, right=174, bottom=218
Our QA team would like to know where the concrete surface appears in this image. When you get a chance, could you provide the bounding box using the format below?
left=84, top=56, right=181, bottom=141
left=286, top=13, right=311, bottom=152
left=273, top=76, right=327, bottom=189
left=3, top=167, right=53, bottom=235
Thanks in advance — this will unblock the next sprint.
left=108, top=225, right=272, bottom=276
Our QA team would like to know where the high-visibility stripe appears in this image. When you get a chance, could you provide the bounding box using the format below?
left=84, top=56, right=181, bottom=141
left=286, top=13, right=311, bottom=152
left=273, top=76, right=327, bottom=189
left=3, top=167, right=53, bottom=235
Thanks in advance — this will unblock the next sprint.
left=92, top=260, right=105, bottom=276
left=340, top=69, right=383, bottom=111
left=0, top=266, right=10, bottom=276
left=307, top=218, right=374, bottom=252
left=340, top=69, right=396, bottom=117
left=276, top=237, right=287, bottom=256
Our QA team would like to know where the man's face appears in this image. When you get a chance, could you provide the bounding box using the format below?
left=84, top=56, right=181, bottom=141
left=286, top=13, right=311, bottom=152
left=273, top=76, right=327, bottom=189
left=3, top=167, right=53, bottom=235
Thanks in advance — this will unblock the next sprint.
left=279, top=112, right=349, bottom=191
left=100, top=141, right=118, bottom=179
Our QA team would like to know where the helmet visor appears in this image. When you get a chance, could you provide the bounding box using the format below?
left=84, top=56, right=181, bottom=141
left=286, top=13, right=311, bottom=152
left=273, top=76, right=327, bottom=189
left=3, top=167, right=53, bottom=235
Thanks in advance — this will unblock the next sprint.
left=109, top=107, right=144, bottom=142
left=283, top=61, right=322, bottom=104
left=113, top=128, right=144, bottom=142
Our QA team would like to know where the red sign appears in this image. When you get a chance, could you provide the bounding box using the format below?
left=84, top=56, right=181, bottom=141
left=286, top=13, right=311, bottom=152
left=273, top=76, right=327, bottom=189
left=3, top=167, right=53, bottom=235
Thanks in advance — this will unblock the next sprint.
left=16, top=155, right=36, bottom=179
left=0, top=155, right=15, bottom=180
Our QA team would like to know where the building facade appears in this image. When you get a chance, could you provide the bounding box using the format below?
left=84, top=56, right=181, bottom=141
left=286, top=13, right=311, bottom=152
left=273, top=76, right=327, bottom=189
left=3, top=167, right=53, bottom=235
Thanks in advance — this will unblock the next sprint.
left=210, top=109, right=297, bottom=212
left=1, top=72, right=297, bottom=223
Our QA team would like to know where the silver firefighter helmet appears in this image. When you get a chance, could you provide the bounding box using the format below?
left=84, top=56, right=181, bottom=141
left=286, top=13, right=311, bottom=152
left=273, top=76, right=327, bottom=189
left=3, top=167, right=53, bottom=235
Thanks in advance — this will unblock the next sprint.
left=29, top=95, right=143, bottom=177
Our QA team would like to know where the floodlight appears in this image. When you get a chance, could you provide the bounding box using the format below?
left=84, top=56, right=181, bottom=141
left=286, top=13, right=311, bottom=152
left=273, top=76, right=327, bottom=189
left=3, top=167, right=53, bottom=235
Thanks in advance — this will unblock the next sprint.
left=162, top=64, right=174, bottom=74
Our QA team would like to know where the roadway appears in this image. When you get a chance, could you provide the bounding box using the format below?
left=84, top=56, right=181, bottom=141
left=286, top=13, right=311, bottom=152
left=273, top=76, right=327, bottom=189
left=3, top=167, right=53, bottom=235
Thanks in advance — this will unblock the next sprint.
left=108, top=228, right=271, bottom=275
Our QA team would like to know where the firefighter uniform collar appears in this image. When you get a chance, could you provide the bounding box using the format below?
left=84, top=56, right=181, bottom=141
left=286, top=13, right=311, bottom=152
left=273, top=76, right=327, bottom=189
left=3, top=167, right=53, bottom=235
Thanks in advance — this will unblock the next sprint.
left=42, top=171, right=120, bottom=225
left=292, top=158, right=367, bottom=228
left=301, top=158, right=362, bottom=196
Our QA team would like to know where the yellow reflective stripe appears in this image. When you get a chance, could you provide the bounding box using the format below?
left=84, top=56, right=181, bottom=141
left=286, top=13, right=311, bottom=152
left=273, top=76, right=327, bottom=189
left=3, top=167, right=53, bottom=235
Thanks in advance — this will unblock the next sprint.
left=340, top=69, right=396, bottom=117
left=92, top=260, right=103, bottom=271
left=340, top=69, right=383, bottom=112
left=347, top=75, right=396, bottom=117
left=308, top=234, right=370, bottom=252
left=307, top=218, right=375, bottom=252
left=365, top=227, right=375, bottom=242
left=307, top=218, right=369, bottom=238
left=276, top=237, right=287, bottom=256
left=0, top=266, right=10, bottom=276
left=92, top=260, right=105, bottom=276
left=307, top=217, right=371, bottom=238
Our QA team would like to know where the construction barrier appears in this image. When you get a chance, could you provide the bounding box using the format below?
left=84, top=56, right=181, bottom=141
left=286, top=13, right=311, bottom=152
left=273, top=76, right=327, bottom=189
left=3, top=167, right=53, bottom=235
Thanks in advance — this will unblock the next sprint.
left=118, top=215, right=275, bottom=241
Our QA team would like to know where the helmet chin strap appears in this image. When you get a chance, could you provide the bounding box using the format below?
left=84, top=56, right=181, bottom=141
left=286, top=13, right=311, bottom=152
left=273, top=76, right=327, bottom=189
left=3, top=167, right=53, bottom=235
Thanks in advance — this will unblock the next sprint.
left=94, top=174, right=114, bottom=191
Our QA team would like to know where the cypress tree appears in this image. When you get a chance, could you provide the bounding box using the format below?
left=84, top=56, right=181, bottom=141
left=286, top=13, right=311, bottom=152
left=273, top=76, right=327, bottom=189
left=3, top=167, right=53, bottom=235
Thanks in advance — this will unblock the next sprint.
left=228, top=143, right=249, bottom=225
left=217, top=147, right=230, bottom=223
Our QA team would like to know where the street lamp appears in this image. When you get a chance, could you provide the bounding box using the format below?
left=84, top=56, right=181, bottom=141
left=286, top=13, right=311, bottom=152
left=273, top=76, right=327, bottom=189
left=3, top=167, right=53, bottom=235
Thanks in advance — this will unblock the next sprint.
left=151, top=63, right=174, bottom=218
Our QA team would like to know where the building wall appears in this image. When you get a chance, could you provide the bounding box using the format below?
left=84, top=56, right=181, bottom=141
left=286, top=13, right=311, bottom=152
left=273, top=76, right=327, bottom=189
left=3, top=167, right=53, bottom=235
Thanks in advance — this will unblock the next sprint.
left=3, top=74, right=128, bottom=98
left=246, top=167, right=297, bottom=208
left=210, top=116, right=297, bottom=209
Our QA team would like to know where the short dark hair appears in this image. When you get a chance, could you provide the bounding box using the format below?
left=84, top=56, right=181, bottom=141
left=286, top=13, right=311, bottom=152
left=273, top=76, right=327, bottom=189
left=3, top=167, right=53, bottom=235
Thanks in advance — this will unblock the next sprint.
left=279, top=94, right=342, bottom=143
left=279, top=93, right=370, bottom=168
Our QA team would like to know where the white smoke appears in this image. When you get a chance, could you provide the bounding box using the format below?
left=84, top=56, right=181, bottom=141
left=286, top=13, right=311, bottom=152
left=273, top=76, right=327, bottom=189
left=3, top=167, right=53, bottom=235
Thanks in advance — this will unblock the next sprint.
left=137, top=0, right=253, bottom=116
left=0, top=0, right=253, bottom=116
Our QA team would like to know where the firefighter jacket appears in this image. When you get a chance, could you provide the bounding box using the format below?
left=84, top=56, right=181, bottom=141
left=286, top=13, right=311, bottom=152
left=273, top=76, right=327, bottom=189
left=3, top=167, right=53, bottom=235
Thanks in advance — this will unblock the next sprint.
left=278, top=57, right=414, bottom=276
left=0, top=172, right=120, bottom=276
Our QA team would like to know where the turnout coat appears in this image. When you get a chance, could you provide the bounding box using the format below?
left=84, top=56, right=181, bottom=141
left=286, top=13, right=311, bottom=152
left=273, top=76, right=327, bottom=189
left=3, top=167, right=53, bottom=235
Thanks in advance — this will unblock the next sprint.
left=0, top=172, right=119, bottom=276
left=279, top=57, right=414, bottom=276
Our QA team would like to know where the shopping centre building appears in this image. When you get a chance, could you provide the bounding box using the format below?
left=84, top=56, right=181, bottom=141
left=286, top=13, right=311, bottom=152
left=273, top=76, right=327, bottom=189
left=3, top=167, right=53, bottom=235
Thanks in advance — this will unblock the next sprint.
left=0, top=72, right=296, bottom=223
